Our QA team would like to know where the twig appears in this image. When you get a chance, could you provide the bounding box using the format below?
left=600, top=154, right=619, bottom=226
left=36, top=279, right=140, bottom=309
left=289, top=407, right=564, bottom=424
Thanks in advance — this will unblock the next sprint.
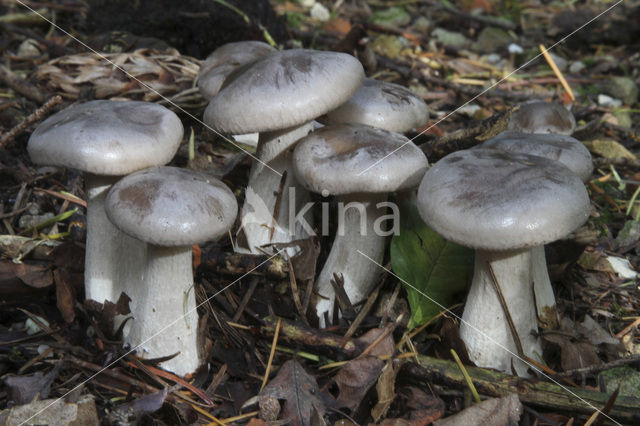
left=421, top=0, right=517, bottom=30
left=260, top=317, right=281, bottom=392
left=540, top=44, right=575, bottom=101
left=450, top=348, right=481, bottom=403
left=551, top=355, right=640, bottom=378
left=0, top=95, right=62, bottom=148
left=486, top=262, right=525, bottom=357
left=0, top=64, right=47, bottom=103
left=287, top=256, right=310, bottom=326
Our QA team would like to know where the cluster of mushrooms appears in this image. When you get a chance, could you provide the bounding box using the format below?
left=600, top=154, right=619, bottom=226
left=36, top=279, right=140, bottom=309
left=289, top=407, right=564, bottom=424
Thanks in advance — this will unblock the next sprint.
left=27, top=40, right=592, bottom=378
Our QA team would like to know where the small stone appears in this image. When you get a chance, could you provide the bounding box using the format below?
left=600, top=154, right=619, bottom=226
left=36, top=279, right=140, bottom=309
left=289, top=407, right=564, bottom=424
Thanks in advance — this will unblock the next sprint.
left=598, top=94, right=623, bottom=108
left=549, top=53, right=568, bottom=72
left=431, top=28, right=470, bottom=49
left=16, top=39, right=41, bottom=58
left=310, top=3, right=330, bottom=21
left=411, top=16, right=432, bottom=34
left=569, top=61, right=586, bottom=73
left=508, top=43, right=523, bottom=54
left=615, top=220, right=640, bottom=247
left=600, top=76, right=638, bottom=106
left=19, top=212, right=54, bottom=230
left=299, top=0, right=315, bottom=7
left=370, top=7, right=411, bottom=28
left=484, top=53, right=502, bottom=64
left=473, top=27, right=514, bottom=53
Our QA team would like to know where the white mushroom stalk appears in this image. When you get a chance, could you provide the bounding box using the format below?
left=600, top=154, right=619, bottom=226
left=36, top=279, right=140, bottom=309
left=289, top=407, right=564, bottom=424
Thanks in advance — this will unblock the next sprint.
left=417, top=149, right=590, bottom=377
left=293, top=124, right=428, bottom=326
left=479, top=131, right=593, bottom=329
left=84, top=174, right=146, bottom=303
left=124, top=244, right=199, bottom=376
left=105, top=167, right=237, bottom=376
left=460, top=249, right=541, bottom=376
left=203, top=49, right=365, bottom=254
left=314, top=193, right=387, bottom=325
left=238, top=123, right=314, bottom=254
left=27, top=100, right=183, bottom=305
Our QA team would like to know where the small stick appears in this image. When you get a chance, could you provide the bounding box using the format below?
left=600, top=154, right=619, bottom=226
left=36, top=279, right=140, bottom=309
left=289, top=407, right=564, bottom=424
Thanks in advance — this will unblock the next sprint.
left=450, top=348, right=481, bottom=403
left=260, top=317, right=281, bottom=392
left=486, top=262, right=525, bottom=358
left=287, top=256, right=310, bottom=326
left=539, top=44, right=575, bottom=101
left=0, top=95, right=62, bottom=148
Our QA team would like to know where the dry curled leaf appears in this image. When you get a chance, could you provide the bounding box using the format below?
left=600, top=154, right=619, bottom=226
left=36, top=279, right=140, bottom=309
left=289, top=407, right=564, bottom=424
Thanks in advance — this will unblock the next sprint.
left=434, top=393, right=522, bottom=426
left=334, top=356, right=384, bottom=413
left=258, top=359, right=325, bottom=426
left=35, top=48, right=203, bottom=109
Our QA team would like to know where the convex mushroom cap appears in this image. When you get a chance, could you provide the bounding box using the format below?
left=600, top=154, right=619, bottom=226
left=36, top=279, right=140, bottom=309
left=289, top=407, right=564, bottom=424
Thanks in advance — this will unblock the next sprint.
left=508, top=101, right=576, bottom=135
left=479, top=131, right=593, bottom=182
left=324, top=78, right=429, bottom=132
left=105, top=167, right=237, bottom=245
left=28, top=100, right=183, bottom=174
left=197, top=41, right=276, bottom=101
left=204, top=49, right=365, bottom=134
left=293, top=123, right=428, bottom=194
left=418, top=148, right=590, bottom=251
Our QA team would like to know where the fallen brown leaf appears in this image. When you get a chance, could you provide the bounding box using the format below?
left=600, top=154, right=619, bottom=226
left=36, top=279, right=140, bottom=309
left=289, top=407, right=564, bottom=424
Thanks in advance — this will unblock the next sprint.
left=334, top=356, right=384, bottom=413
left=258, top=359, right=325, bottom=426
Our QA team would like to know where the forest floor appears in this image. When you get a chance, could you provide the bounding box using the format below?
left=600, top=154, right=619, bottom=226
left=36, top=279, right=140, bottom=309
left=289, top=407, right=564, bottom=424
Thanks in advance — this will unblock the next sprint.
left=1, top=0, right=640, bottom=425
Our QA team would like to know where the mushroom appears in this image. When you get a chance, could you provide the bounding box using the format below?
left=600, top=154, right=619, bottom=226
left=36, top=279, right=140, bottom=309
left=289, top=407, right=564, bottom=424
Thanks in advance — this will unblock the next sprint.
left=417, top=148, right=590, bottom=376
left=323, top=78, right=429, bottom=133
left=293, top=124, right=428, bottom=325
left=197, top=41, right=277, bottom=147
left=105, top=166, right=237, bottom=376
left=197, top=41, right=276, bottom=101
left=204, top=49, right=364, bottom=254
left=508, top=101, right=576, bottom=135
left=479, top=131, right=593, bottom=328
left=27, top=100, right=183, bottom=304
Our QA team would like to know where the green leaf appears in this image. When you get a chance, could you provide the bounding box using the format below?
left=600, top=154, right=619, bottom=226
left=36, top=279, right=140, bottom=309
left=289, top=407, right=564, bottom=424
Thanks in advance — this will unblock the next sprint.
left=390, top=200, right=473, bottom=329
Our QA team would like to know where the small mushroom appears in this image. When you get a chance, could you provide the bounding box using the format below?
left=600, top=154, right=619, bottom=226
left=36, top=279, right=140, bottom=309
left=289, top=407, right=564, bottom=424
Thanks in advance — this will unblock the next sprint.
left=323, top=78, right=429, bottom=133
left=27, top=100, right=183, bottom=304
left=204, top=49, right=365, bottom=254
left=417, top=148, right=590, bottom=376
left=105, top=166, right=237, bottom=376
left=479, top=131, right=593, bottom=328
left=293, top=124, right=428, bottom=325
left=508, top=101, right=576, bottom=135
left=197, top=41, right=276, bottom=101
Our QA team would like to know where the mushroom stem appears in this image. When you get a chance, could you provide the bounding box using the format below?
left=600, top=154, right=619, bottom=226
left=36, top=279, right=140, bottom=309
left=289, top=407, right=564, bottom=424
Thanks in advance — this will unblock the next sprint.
left=125, top=244, right=200, bottom=376
left=238, top=122, right=314, bottom=254
left=460, top=249, right=542, bottom=377
left=315, top=193, right=387, bottom=327
left=84, top=174, right=146, bottom=304
left=531, top=245, right=560, bottom=329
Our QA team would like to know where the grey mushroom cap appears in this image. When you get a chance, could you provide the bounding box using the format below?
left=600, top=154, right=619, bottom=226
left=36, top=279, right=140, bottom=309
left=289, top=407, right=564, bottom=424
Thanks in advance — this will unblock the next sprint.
left=203, top=49, right=365, bottom=134
left=479, top=131, right=593, bottom=182
left=508, top=101, right=576, bottom=135
left=417, top=148, right=590, bottom=251
left=324, top=78, right=429, bottom=133
left=105, top=167, right=237, bottom=246
left=197, top=41, right=276, bottom=101
left=28, top=100, right=183, bottom=176
left=293, top=124, right=428, bottom=195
